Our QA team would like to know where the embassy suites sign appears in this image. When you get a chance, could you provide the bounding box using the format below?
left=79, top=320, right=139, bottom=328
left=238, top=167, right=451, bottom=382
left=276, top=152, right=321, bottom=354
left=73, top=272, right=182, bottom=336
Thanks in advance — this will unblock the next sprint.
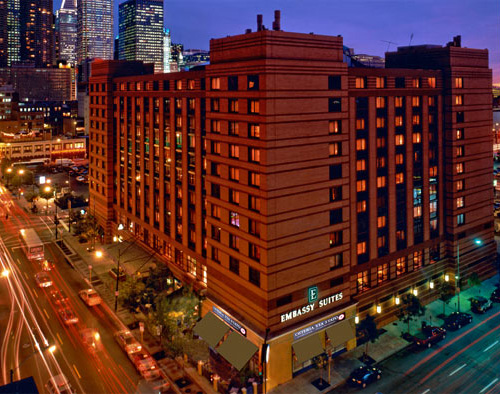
left=280, top=290, right=343, bottom=323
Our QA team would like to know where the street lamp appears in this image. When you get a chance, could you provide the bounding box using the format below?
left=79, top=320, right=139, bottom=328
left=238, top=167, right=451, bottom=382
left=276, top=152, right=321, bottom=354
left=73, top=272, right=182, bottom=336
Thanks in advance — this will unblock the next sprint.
left=456, top=238, right=482, bottom=312
left=10, top=344, right=56, bottom=383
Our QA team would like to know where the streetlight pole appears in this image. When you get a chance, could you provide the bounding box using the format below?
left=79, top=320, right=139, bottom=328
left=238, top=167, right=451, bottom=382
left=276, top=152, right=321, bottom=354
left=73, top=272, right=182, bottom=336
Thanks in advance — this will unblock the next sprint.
left=115, top=248, right=121, bottom=312
left=10, top=345, right=56, bottom=383
left=456, top=240, right=460, bottom=312
left=54, top=188, right=58, bottom=240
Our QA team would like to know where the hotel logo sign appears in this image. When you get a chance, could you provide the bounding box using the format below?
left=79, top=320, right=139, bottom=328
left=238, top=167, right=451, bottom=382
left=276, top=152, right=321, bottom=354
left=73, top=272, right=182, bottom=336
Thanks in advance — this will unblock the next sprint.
left=308, top=286, right=318, bottom=303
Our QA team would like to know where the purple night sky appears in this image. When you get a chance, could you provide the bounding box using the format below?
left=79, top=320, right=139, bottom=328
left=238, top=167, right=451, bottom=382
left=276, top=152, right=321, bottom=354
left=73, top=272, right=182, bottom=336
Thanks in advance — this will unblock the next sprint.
left=55, top=0, right=499, bottom=84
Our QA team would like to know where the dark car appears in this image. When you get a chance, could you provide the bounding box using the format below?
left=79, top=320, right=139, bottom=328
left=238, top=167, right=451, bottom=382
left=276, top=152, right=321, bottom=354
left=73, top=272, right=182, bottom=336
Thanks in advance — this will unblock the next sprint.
left=444, top=312, right=472, bottom=330
left=491, top=288, right=500, bottom=303
left=470, top=296, right=493, bottom=314
left=348, top=366, right=382, bottom=388
left=411, top=322, right=446, bottom=348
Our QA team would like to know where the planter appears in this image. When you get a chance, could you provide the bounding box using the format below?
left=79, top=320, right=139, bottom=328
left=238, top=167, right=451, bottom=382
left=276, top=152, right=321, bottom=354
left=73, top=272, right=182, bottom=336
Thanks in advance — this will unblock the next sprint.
left=109, top=267, right=127, bottom=281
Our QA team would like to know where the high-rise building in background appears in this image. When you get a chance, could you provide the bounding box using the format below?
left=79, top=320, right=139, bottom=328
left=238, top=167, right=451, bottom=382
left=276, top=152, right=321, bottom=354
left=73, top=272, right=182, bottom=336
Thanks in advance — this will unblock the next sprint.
left=163, top=28, right=171, bottom=73
left=0, top=0, right=21, bottom=67
left=55, top=0, right=77, bottom=65
left=20, top=0, right=54, bottom=67
left=118, top=0, right=164, bottom=73
left=77, top=0, right=114, bottom=64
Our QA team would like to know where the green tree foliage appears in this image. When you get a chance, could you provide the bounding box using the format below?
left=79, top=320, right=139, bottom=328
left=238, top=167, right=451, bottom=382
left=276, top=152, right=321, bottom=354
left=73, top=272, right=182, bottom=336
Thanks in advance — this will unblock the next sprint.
left=38, top=186, right=53, bottom=200
left=119, top=276, right=146, bottom=313
left=438, top=280, right=455, bottom=315
left=467, top=272, right=482, bottom=295
left=358, top=314, right=379, bottom=357
left=24, top=189, right=39, bottom=203
left=396, top=294, right=426, bottom=334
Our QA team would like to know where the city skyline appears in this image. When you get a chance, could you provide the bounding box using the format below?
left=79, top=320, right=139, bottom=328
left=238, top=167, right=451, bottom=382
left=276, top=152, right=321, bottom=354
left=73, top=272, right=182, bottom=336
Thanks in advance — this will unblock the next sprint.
left=53, top=0, right=500, bottom=83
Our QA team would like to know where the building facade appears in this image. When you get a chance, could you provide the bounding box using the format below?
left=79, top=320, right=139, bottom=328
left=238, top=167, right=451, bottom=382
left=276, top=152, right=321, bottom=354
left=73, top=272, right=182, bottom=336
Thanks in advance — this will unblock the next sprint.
left=55, top=0, right=77, bottom=65
left=0, top=136, right=86, bottom=162
left=0, top=0, right=21, bottom=67
left=118, top=0, right=164, bottom=73
left=77, top=0, right=113, bottom=65
left=89, top=22, right=495, bottom=390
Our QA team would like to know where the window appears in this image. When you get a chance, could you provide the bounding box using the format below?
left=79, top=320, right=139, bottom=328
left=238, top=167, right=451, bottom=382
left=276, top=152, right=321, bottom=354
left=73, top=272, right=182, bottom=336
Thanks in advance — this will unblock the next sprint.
left=456, top=112, right=464, bottom=123
left=330, top=209, right=343, bottom=225
left=230, top=167, right=240, bottom=181
left=228, top=121, right=239, bottom=136
left=229, top=99, right=239, bottom=113
left=376, top=117, right=385, bottom=128
left=396, top=172, right=404, bottom=184
left=456, top=129, right=464, bottom=140
left=212, top=247, right=220, bottom=263
left=413, top=251, right=423, bottom=270
left=395, top=135, right=404, bottom=146
left=328, top=97, right=342, bottom=112
left=328, top=75, right=342, bottom=90
left=211, top=163, right=221, bottom=177
left=395, top=116, right=404, bottom=127
left=329, top=231, right=343, bottom=247
left=357, top=200, right=367, bottom=213
left=356, top=159, right=366, bottom=171
left=414, top=205, right=422, bottom=217
left=376, top=176, right=386, bottom=188
left=412, top=78, right=420, bottom=88
left=456, top=197, right=464, bottom=208
left=356, top=271, right=370, bottom=293
left=396, top=257, right=407, bottom=277
left=211, top=98, right=220, bottom=112
left=427, top=77, right=436, bottom=88
left=229, top=144, right=240, bottom=159
left=329, top=142, right=341, bottom=156
left=230, top=189, right=240, bottom=205
left=249, top=243, right=261, bottom=262
left=211, top=183, right=221, bottom=198
left=377, top=216, right=386, bottom=228
left=356, top=180, right=366, bottom=192
left=249, top=267, right=260, bottom=287
left=457, top=214, right=465, bottom=226
left=229, top=234, right=240, bottom=250
left=395, top=96, right=404, bottom=107
left=428, top=96, right=436, bottom=106
left=456, top=163, right=464, bottom=174
left=248, top=100, right=260, bottom=114
left=329, top=120, right=341, bottom=134
left=395, top=77, right=405, bottom=88
left=211, top=77, right=221, bottom=90
left=356, top=118, right=365, bottom=130
left=277, top=295, right=292, bottom=307
left=330, top=254, right=343, bottom=270
left=455, top=95, right=463, bottom=105
left=377, top=263, right=389, bottom=284
left=413, top=133, right=421, bottom=143
left=211, top=141, right=221, bottom=155
left=230, top=211, right=240, bottom=227
left=356, top=138, right=366, bottom=151
left=357, top=241, right=367, bottom=255
left=456, top=180, right=464, bottom=191
left=250, top=172, right=260, bottom=187
left=247, top=75, right=259, bottom=90
left=355, top=77, right=366, bottom=89
left=376, top=137, right=386, bottom=148
left=249, top=123, right=260, bottom=138
left=329, top=164, right=342, bottom=180
left=412, top=115, right=420, bottom=125
left=249, top=219, right=260, bottom=236
left=412, top=96, right=420, bottom=107
left=211, top=119, right=221, bottom=133
left=249, top=148, right=261, bottom=163
left=456, top=146, right=464, bottom=157
left=330, top=186, right=342, bottom=201
left=455, top=77, right=463, bottom=88
left=396, top=154, right=404, bottom=165
left=376, top=97, right=385, bottom=108
left=376, top=77, right=385, bottom=89
left=228, top=76, right=238, bottom=91
left=211, top=205, right=220, bottom=219
left=377, top=235, right=386, bottom=249
left=229, top=257, right=239, bottom=274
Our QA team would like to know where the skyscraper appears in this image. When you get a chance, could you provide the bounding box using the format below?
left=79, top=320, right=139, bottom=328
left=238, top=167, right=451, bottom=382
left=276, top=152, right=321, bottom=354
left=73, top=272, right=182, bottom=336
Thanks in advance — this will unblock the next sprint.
left=163, top=28, right=171, bottom=73
left=55, top=0, right=77, bottom=65
left=77, top=0, right=114, bottom=64
left=0, top=0, right=21, bottom=67
left=20, top=0, right=54, bottom=67
left=118, top=0, right=164, bottom=73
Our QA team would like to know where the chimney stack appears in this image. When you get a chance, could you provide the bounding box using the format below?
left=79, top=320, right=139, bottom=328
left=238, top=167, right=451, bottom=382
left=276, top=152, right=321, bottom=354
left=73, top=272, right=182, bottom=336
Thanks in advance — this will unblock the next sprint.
left=257, top=14, right=263, bottom=31
left=272, top=10, right=281, bottom=31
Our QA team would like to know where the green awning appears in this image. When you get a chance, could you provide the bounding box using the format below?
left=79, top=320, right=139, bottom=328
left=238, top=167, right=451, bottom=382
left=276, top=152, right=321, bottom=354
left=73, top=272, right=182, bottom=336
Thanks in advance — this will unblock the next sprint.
left=325, top=319, right=355, bottom=348
left=292, top=334, right=324, bottom=365
left=193, top=312, right=229, bottom=348
left=216, top=331, right=259, bottom=371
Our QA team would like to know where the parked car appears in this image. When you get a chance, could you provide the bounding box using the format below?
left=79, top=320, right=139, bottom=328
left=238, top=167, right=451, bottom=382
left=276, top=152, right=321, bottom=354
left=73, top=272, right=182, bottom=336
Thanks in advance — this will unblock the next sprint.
left=34, top=272, right=52, bottom=288
left=348, top=366, right=382, bottom=388
left=76, top=175, right=87, bottom=183
left=410, top=322, right=446, bottom=348
left=444, top=312, right=472, bottom=330
left=131, top=350, right=161, bottom=380
left=49, top=289, right=69, bottom=306
left=58, top=308, right=79, bottom=325
left=491, top=288, right=500, bottom=303
left=147, top=376, right=170, bottom=393
left=470, top=296, right=493, bottom=314
left=114, top=330, right=142, bottom=355
left=79, top=289, right=101, bottom=306
left=45, top=374, right=76, bottom=394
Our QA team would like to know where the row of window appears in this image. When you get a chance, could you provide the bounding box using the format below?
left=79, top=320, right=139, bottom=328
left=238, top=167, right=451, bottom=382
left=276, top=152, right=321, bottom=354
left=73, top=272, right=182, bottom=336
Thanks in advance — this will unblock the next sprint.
left=212, top=247, right=261, bottom=286
left=211, top=142, right=261, bottom=163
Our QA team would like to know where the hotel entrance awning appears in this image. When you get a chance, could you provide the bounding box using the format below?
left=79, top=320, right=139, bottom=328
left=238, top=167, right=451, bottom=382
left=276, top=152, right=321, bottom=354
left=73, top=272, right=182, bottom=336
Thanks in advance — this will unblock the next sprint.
left=193, top=312, right=229, bottom=348
left=292, top=334, right=324, bottom=365
left=325, top=319, right=355, bottom=348
left=216, top=331, right=259, bottom=371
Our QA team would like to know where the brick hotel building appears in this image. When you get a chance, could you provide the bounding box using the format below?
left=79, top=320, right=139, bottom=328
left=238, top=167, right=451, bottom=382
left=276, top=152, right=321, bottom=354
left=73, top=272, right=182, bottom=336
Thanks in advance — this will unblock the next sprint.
left=89, top=15, right=495, bottom=390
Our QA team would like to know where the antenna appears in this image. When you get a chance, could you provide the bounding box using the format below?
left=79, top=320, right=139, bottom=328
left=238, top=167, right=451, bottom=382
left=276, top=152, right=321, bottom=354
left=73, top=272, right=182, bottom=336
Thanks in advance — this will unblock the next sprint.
left=381, top=40, right=399, bottom=52
left=409, top=33, right=414, bottom=46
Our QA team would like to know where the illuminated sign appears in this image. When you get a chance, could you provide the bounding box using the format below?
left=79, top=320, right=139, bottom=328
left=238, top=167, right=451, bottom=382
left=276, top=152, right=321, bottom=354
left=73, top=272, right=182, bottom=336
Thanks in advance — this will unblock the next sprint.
left=308, top=286, right=318, bottom=303
left=280, top=292, right=343, bottom=323
left=293, top=312, right=346, bottom=341
left=212, top=306, right=247, bottom=337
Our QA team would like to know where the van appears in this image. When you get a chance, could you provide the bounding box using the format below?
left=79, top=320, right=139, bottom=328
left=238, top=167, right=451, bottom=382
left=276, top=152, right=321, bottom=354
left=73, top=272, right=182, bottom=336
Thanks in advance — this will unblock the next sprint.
left=45, top=374, right=76, bottom=394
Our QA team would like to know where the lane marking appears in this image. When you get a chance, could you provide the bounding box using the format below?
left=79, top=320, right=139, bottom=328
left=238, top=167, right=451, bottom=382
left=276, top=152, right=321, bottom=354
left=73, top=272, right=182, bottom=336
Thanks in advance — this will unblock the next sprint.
left=449, top=363, right=466, bottom=376
left=483, top=340, right=499, bottom=352
left=23, top=272, right=28, bottom=280
left=56, top=332, right=63, bottom=346
left=480, top=378, right=499, bottom=393
left=43, top=309, right=49, bottom=319
left=16, top=258, right=20, bottom=265
left=73, top=364, right=81, bottom=379
left=421, top=389, right=430, bottom=394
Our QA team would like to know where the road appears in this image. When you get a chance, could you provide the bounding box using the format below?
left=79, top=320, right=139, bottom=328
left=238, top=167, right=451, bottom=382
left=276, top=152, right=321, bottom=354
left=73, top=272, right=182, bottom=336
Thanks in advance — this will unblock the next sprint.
left=0, top=184, right=142, bottom=393
left=332, top=308, right=500, bottom=394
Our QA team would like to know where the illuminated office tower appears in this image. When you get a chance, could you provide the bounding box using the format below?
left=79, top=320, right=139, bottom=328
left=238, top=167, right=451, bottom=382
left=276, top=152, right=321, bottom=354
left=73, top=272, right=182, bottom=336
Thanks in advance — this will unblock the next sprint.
left=163, top=28, right=171, bottom=73
left=20, top=0, right=54, bottom=67
left=119, top=0, right=164, bottom=73
left=0, top=0, right=20, bottom=67
left=77, top=0, right=114, bottom=64
left=56, top=0, right=77, bottom=65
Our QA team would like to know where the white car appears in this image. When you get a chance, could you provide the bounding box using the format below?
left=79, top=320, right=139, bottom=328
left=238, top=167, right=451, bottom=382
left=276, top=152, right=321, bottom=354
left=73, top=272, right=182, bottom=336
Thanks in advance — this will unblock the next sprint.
left=46, top=374, right=76, bottom=394
left=34, top=272, right=52, bottom=288
left=114, top=330, right=142, bottom=355
left=78, top=289, right=101, bottom=306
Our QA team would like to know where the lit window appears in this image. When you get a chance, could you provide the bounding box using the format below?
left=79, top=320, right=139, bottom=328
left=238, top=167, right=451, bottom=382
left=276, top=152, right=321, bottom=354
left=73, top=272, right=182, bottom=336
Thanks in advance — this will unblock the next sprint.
left=250, top=148, right=261, bottom=163
left=429, top=166, right=438, bottom=177
left=248, top=100, right=260, bottom=114
left=356, top=159, right=366, bottom=171
left=429, top=114, right=435, bottom=124
left=356, top=180, right=366, bottom=192
left=456, top=129, right=464, bottom=140
left=230, top=211, right=240, bottom=227
left=212, top=205, right=221, bottom=219
left=357, top=241, right=366, bottom=255
left=376, top=176, right=386, bottom=188
left=376, top=137, right=386, bottom=149
left=412, top=115, right=420, bottom=125
left=377, top=235, right=386, bottom=248
left=456, top=197, right=464, bottom=208
left=395, top=135, right=404, bottom=146
left=427, top=77, right=436, bottom=88
left=356, top=138, right=366, bottom=151
left=355, top=77, right=366, bottom=89
left=455, top=95, right=463, bottom=105
left=395, top=116, right=404, bottom=127
left=356, top=118, right=365, bottom=130
left=376, top=97, right=385, bottom=108
left=356, top=271, right=370, bottom=293
left=456, top=180, right=464, bottom=191
left=412, top=96, right=420, bottom=107
left=329, top=231, right=343, bottom=247
left=455, top=77, right=463, bottom=88
left=396, top=257, right=407, bottom=277
left=330, top=186, right=342, bottom=201
left=414, top=205, right=422, bottom=217
left=457, top=214, right=465, bottom=225
left=456, top=163, right=464, bottom=174
left=377, top=216, right=386, bottom=228
left=329, top=120, right=341, bottom=134
left=329, top=142, right=341, bottom=157
left=211, top=77, right=220, bottom=90
left=396, top=172, right=404, bottom=184
left=229, top=144, right=240, bottom=159
left=357, top=200, right=367, bottom=213
left=376, top=117, right=385, bottom=128
left=413, top=133, right=421, bottom=143
left=250, top=172, right=260, bottom=187
left=428, top=96, right=436, bottom=106
left=377, top=263, right=389, bottom=284
left=413, top=251, right=423, bottom=270
left=376, top=77, right=385, bottom=89
left=229, top=167, right=240, bottom=181
left=456, top=146, right=464, bottom=157
left=395, top=97, right=403, bottom=107
left=249, top=123, right=260, bottom=138
left=412, top=78, right=420, bottom=88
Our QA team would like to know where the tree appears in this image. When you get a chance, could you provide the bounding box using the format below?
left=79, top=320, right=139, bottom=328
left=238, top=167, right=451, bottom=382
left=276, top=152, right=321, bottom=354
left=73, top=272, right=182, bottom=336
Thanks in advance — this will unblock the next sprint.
left=24, top=190, right=39, bottom=204
left=438, top=280, right=455, bottom=315
left=396, top=294, right=426, bottom=334
left=467, top=272, right=482, bottom=295
left=38, top=186, right=53, bottom=200
left=358, top=314, right=379, bottom=359
left=119, top=276, right=146, bottom=313
left=312, top=354, right=328, bottom=386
